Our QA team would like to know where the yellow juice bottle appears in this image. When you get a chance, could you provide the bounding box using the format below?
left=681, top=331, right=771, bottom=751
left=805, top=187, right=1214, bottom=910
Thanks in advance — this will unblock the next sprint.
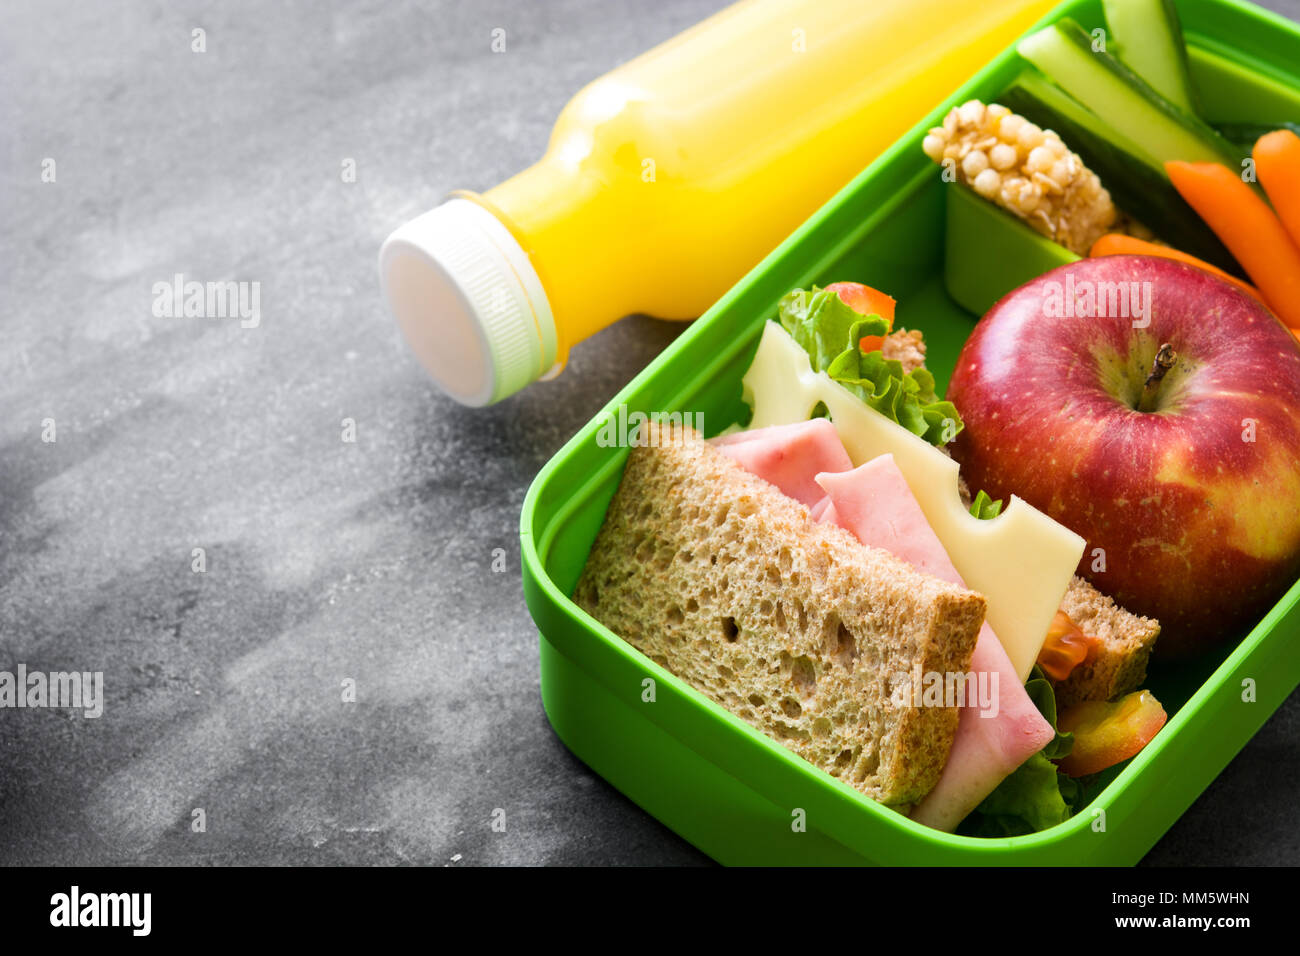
left=380, top=0, right=1057, bottom=405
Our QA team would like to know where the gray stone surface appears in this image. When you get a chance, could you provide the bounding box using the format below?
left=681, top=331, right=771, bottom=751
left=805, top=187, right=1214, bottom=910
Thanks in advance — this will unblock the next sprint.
left=1, top=0, right=1296, bottom=867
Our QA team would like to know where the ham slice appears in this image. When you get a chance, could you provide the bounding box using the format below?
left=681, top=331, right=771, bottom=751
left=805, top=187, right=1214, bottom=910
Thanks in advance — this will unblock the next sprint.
left=814, top=456, right=1054, bottom=831
left=710, top=420, right=852, bottom=507
left=808, top=497, right=835, bottom=523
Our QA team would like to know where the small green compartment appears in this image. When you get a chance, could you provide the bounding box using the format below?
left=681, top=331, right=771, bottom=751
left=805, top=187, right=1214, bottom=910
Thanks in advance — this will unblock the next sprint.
left=521, top=0, right=1300, bottom=865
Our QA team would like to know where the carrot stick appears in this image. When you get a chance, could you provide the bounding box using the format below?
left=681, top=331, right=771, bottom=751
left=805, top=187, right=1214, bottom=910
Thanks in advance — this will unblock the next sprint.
left=1166, top=160, right=1300, bottom=329
left=1088, top=233, right=1265, bottom=305
left=1254, top=130, right=1300, bottom=253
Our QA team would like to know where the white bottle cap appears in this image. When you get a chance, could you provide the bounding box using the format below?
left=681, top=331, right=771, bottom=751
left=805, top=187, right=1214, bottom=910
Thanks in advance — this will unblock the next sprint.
left=379, top=198, right=558, bottom=406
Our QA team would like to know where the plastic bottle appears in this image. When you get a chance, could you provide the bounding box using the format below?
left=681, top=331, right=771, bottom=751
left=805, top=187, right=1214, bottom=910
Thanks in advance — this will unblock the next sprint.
left=380, top=0, right=1057, bottom=406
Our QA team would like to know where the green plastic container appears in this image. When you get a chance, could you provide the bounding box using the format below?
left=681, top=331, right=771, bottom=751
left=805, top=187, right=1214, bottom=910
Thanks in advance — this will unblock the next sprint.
left=520, top=0, right=1300, bottom=865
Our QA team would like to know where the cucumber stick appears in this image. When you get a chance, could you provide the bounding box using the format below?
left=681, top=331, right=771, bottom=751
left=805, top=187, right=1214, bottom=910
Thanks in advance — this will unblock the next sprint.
left=1101, top=0, right=1199, bottom=115
left=1000, top=71, right=1241, bottom=275
left=1017, top=18, right=1240, bottom=168
left=1217, top=120, right=1300, bottom=151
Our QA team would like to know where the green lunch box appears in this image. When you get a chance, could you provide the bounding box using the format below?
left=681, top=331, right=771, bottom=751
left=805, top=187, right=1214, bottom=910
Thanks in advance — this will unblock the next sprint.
left=519, top=0, right=1300, bottom=865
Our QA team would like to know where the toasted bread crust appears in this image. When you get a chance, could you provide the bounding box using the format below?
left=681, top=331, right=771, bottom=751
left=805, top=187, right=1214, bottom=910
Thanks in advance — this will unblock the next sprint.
left=1054, top=575, right=1160, bottom=708
left=573, top=424, right=985, bottom=808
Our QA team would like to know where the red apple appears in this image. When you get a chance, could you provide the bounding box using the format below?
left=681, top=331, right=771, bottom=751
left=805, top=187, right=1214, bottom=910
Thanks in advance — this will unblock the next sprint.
left=947, top=256, right=1300, bottom=656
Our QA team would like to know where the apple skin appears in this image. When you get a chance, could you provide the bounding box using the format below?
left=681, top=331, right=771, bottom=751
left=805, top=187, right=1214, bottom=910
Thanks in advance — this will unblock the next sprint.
left=947, top=256, right=1300, bottom=656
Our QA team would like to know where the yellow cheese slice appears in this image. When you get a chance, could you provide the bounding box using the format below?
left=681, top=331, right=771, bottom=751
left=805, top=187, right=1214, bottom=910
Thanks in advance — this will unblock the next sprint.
left=741, top=322, right=1084, bottom=681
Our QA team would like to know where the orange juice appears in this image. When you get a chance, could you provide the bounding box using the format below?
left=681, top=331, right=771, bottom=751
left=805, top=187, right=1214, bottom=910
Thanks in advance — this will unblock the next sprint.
left=380, top=0, right=1058, bottom=405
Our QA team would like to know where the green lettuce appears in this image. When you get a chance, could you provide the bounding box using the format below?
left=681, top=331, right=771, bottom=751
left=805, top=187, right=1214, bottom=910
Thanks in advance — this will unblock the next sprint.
left=968, top=489, right=1004, bottom=520
left=961, top=752, right=1073, bottom=837
left=1025, top=667, right=1074, bottom=762
left=775, top=287, right=962, bottom=447
left=958, top=666, right=1080, bottom=838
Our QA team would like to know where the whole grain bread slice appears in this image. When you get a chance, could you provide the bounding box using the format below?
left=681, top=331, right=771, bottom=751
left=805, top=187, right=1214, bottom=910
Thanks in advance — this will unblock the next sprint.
left=1053, top=575, right=1160, bottom=708
left=572, top=423, right=986, bottom=809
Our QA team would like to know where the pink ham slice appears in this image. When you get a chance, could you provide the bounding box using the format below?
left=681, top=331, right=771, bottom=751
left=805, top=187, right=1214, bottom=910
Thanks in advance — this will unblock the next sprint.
left=711, top=419, right=852, bottom=507
left=808, top=496, right=834, bottom=523
left=814, top=456, right=1054, bottom=831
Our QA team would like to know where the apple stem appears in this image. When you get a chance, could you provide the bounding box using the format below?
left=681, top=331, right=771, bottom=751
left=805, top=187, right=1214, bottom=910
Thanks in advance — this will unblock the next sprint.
left=1138, top=344, right=1177, bottom=413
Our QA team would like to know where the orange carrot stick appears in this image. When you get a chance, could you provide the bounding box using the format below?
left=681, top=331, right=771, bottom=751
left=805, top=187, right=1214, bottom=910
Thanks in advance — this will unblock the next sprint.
left=1254, top=130, right=1300, bottom=253
left=1089, top=233, right=1265, bottom=304
left=1166, top=160, right=1300, bottom=329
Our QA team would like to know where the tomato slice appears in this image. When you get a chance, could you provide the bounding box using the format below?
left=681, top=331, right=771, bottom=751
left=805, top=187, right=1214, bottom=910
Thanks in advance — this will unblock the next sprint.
left=824, top=281, right=895, bottom=353
left=1055, top=690, right=1167, bottom=778
left=1037, top=610, right=1097, bottom=682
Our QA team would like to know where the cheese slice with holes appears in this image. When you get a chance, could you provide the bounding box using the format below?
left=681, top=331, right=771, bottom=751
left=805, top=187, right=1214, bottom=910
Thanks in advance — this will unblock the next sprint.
left=741, top=321, right=1084, bottom=681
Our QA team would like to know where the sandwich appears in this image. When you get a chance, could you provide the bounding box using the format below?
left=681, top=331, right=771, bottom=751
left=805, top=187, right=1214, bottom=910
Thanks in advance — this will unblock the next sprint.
left=574, top=282, right=1166, bottom=835
left=574, top=420, right=985, bottom=809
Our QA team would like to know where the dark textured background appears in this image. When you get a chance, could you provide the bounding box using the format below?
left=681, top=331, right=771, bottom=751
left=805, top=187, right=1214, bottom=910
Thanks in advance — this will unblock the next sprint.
left=2, top=0, right=1297, bottom=866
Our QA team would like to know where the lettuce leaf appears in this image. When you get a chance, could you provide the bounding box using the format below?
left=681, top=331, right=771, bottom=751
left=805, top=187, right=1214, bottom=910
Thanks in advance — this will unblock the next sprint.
left=957, top=666, right=1077, bottom=837
left=968, top=489, right=1004, bottom=520
left=775, top=287, right=962, bottom=447
left=960, top=752, right=1074, bottom=837
left=1025, top=666, right=1074, bottom=762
